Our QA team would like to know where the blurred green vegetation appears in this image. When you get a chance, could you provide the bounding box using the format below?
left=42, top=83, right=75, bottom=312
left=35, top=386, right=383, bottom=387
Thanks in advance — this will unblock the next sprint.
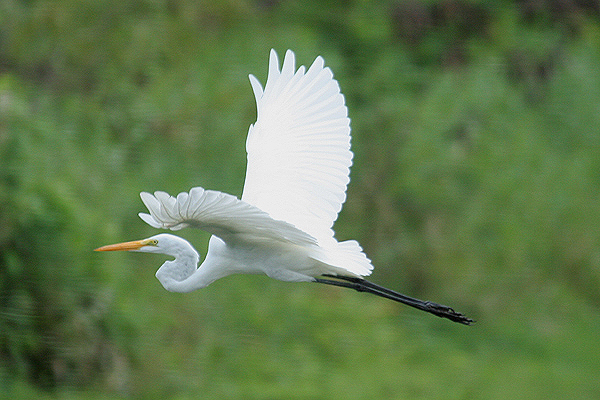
left=1, top=0, right=600, bottom=398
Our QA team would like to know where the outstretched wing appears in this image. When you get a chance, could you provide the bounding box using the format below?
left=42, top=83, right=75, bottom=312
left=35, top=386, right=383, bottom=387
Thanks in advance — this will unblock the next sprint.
left=242, top=50, right=352, bottom=243
left=138, top=188, right=317, bottom=246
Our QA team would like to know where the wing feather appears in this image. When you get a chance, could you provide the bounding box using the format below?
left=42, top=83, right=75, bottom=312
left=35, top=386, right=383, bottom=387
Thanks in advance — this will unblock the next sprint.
left=242, top=49, right=352, bottom=242
left=138, top=188, right=317, bottom=246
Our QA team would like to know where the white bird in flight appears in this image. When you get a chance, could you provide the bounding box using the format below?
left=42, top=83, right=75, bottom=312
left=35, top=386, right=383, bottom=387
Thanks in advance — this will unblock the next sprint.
left=96, top=49, right=472, bottom=325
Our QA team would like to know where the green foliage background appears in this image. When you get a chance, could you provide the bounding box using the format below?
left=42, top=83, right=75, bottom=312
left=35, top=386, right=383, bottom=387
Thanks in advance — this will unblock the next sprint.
left=1, top=0, right=600, bottom=398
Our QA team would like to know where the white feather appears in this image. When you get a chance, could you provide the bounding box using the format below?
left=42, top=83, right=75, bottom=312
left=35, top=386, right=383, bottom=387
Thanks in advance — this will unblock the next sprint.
left=242, top=49, right=353, bottom=243
left=139, top=189, right=317, bottom=246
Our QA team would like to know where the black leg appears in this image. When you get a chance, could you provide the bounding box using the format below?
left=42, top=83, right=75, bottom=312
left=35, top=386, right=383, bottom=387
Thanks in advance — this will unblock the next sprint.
left=315, top=275, right=474, bottom=325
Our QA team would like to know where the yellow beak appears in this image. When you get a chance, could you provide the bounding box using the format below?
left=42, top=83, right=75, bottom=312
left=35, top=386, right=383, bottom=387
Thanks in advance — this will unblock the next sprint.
left=95, top=239, right=150, bottom=252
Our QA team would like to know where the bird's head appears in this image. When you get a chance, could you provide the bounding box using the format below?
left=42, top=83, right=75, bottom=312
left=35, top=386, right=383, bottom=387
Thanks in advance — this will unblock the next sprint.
left=95, top=233, right=194, bottom=257
left=96, top=233, right=201, bottom=292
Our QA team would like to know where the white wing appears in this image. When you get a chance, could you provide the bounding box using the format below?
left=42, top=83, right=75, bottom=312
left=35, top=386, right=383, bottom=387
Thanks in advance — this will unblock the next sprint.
left=138, top=188, right=317, bottom=246
left=138, top=187, right=372, bottom=277
left=242, top=49, right=352, bottom=242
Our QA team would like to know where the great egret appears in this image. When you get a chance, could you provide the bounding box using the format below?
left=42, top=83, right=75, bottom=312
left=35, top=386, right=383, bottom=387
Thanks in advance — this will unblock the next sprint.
left=96, top=50, right=473, bottom=325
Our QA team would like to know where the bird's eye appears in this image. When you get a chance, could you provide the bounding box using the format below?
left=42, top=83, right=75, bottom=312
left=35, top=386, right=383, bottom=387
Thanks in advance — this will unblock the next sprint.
left=149, top=239, right=158, bottom=245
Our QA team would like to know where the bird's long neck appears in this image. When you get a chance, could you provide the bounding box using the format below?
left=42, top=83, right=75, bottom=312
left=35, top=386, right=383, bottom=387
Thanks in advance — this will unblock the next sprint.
left=154, top=236, right=229, bottom=293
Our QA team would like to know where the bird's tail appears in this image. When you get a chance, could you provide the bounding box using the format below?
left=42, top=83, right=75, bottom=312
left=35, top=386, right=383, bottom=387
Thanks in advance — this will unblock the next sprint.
left=312, top=239, right=374, bottom=278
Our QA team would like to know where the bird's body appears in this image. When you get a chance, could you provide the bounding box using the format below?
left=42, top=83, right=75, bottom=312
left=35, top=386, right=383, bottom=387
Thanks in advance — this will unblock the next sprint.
left=153, top=234, right=345, bottom=293
left=96, top=50, right=472, bottom=325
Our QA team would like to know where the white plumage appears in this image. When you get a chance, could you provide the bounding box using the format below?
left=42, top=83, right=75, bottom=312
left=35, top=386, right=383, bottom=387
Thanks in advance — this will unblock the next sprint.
left=99, top=49, right=373, bottom=290
left=243, top=50, right=352, bottom=242
left=95, top=49, right=473, bottom=325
